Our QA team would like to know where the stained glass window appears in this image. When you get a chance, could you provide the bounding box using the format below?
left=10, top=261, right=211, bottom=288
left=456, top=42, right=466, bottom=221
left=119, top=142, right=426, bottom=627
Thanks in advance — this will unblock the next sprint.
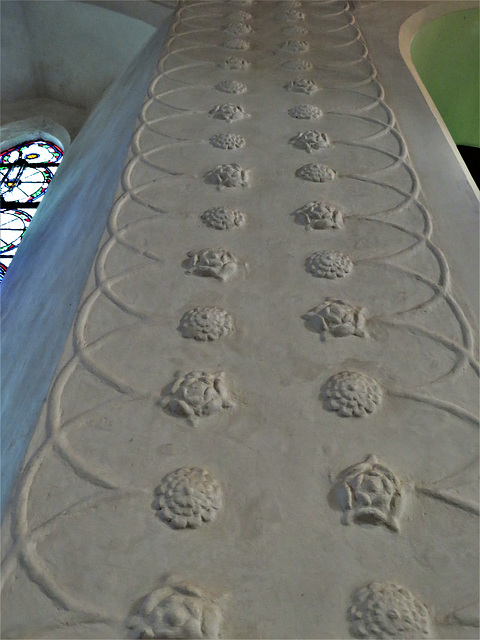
left=0, top=139, right=63, bottom=281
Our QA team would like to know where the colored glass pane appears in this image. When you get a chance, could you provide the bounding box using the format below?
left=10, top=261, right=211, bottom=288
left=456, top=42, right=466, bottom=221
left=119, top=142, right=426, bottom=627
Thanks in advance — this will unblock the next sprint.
left=0, top=139, right=63, bottom=282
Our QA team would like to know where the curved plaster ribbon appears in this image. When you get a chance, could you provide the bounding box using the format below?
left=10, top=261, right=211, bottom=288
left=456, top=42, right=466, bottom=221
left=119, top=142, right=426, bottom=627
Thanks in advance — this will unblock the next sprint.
left=4, top=1, right=478, bottom=632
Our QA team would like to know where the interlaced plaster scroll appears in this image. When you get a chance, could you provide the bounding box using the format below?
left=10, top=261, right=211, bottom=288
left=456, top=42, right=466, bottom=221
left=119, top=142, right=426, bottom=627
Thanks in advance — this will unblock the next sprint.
left=1, top=2, right=478, bottom=638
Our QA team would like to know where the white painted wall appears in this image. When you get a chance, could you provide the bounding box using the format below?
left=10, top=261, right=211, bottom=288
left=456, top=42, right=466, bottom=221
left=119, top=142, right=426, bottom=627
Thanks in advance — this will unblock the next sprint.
left=1, top=10, right=175, bottom=517
left=0, top=1, right=160, bottom=138
left=0, top=1, right=38, bottom=103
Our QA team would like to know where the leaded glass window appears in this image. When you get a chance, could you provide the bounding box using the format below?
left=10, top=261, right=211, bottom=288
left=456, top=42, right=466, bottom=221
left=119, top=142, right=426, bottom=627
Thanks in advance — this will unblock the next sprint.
left=0, top=139, right=63, bottom=281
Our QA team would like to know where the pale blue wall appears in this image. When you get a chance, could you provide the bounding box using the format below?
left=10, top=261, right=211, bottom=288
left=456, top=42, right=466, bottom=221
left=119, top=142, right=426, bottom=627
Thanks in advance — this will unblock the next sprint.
left=1, top=17, right=173, bottom=518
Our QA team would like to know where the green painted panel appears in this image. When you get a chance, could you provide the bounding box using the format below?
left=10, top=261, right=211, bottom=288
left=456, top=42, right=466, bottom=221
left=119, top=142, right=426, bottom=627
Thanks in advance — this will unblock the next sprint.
left=411, top=8, right=479, bottom=147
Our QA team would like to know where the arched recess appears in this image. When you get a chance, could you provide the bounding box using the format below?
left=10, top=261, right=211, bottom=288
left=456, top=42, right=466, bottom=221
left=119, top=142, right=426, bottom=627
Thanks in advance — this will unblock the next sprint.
left=399, top=1, right=479, bottom=193
left=0, top=116, right=71, bottom=156
left=0, top=119, right=70, bottom=280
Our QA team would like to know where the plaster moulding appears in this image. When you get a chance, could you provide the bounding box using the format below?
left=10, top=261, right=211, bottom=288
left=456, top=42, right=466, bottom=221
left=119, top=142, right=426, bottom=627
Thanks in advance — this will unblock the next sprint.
left=201, top=206, right=246, bottom=230
left=219, top=57, right=250, bottom=71
left=127, top=576, right=224, bottom=638
left=306, top=250, right=353, bottom=280
left=209, top=132, right=246, bottom=150
left=154, top=467, right=223, bottom=529
left=322, top=371, right=383, bottom=417
left=185, top=247, right=242, bottom=280
left=293, top=200, right=342, bottom=230
left=334, top=454, right=403, bottom=532
left=178, top=306, right=236, bottom=341
left=204, top=164, right=250, bottom=189
left=348, top=582, right=432, bottom=639
left=303, top=298, right=368, bottom=340
left=160, top=370, right=237, bottom=426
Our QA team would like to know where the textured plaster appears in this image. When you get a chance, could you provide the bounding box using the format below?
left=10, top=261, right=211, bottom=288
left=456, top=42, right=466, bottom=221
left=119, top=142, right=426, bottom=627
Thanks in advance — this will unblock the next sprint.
left=1, top=2, right=478, bottom=638
left=1, top=18, right=174, bottom=518
left=0, top=0, right=162, bottom=138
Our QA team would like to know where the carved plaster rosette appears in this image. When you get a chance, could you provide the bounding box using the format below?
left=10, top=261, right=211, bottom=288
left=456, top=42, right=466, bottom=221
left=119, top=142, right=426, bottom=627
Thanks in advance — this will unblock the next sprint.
left=285, top=79, right=319, bottom=94
left=209, top=133, right=245, bottom=150
left=283, top=59, right=313, bottom=71
left=205, top=164, right=249, bottom=189
left=304, top=298, right=367, bottom=339
left=209, top=103, right=249, bottom=122
left=306, top=250, right=353, bottom=279
left=281, top=39, right=310, bottom=53
left=290, top=131, right=330, bottom=153
left=215, top=80, right=247, bottom=94
left=179, top=306, right=235, bottom=341
left=334, top=454, right=403, bottom=531
left=282, top=25, right=308, bottom=37
left=128, top=577, right=223, bottom=638
left=154, top=467, right=223, bottom=529
left=288, top=104, right=322, bottom=119
left=323, top=371, right=383, bottom=417
left=296, top=163, right=336, bottom=182
left=224, top=38, right=249, bottom=50
left=219, top=57, right=250, bottom=71
left=294, top=201, right=343, bottom=230
left=348, top=582, right=432, bottom=639
left=223, top=23, right=252, bottom=37
left=201, top=206, right=246, bottom=230
left=161, top=370, right=236, bottom=425
left=185, top=248, right=241, bottom=280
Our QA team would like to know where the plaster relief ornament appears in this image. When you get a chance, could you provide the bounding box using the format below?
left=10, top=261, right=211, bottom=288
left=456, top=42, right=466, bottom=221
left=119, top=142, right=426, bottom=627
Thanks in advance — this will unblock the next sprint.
left=128, top=577, right=223, bottom=638
left=209, top=103, right=249, bottom=123
left=278, top=10, right=306, bottom=22
left=306, top=250, right=353, bottom=279
left=290, top=130, right=330, bottom=153
left=161, top=370, right=236, bottom=425
left=201, top=206, right=246, bottom=230
left=281, top=39, right=310, bottom=53
left=304, top=298, right=367, bottom=339
left=205, top=164, right=249, bottom=190
left=220, top=56, right=250, bottom=71
left=179, top=306, right=235, bottom=341
left=224, top=23, right=252, bottom=37
left=348, top=582, right=432, bottom=639
left=282, top=59, right=313, bottom=71
left=297, top=201, right=342, bottom=230
left=154, top=467, right=223, bottom=529
left=186, top=248, right=241, bottom=281
left=215, top=79, right=247, bottom=94
left=323, top=371, right=383, bottom=417
left=294, top=201, right=343, bottom=230
left=335, top=455, right=403, bottom=531
left=209, top=133, right=245, bottom=150
left=288, top=104, right=322, bottom=119
left=285, top=79, right=319, bottom=94
left=224, top=38, right=249, bottom=50
left=296, top=163, right=336, bottom=182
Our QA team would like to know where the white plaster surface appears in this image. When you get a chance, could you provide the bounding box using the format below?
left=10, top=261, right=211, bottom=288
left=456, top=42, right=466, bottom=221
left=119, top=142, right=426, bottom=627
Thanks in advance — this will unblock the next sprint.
left=0, top=0, right=160, bottom=137
left=1, top=2, right=478, bottom=638
left=0, top=20, right=174, bottom=525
